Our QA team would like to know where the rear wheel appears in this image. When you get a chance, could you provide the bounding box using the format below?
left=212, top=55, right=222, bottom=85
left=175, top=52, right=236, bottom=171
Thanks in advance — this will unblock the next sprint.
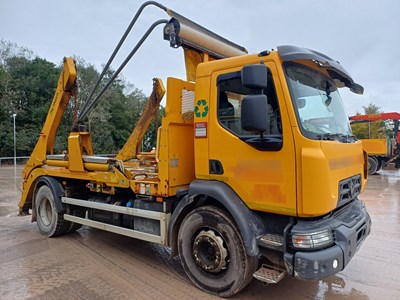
left=178, top=206, right=258, bottom=297
left=66, top=207, right=85, bottom=233
left=35, top=185, right=68, bottom=237
left=368, top=156, right=378, bottom=175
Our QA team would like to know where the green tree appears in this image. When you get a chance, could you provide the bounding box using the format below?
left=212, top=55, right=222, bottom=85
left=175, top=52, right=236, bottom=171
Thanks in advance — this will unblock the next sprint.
left=0, top=42, right=59, bottom=157
left=0, top=41, right=164, bottom=158
left=351, top=103, right=387, bottom=139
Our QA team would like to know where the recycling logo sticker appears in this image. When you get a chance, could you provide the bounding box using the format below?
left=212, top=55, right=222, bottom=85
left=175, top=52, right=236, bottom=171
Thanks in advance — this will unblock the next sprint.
left=194, top=99, right=209, bottom=118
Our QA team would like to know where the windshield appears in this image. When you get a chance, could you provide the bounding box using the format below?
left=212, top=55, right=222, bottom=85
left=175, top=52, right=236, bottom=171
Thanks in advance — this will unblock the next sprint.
left=284, top=62, right=354, bottom=142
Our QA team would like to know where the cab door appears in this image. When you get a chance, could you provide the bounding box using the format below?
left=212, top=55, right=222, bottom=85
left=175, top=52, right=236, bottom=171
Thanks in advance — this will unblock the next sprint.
left=208, top=61, right=297, bottom=215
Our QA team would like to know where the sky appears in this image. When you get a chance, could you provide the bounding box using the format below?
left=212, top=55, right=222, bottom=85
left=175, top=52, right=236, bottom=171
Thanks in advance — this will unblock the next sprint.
left=1, top=0, right=400, bottom=116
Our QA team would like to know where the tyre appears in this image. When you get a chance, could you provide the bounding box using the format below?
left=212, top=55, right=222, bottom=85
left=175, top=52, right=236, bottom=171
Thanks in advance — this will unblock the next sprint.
left=178, top=206, right=258, bottom=297
left=35, top=185, right=68, bottom=237
left=368, top=156, right=378, bottom=175
left=376, top=159, right=383, bottom=172
left=66, top=207, right=85, bottom=233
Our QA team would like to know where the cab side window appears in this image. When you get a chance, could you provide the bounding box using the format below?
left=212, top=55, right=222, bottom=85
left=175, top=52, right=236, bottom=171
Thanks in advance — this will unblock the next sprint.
left=217, top=71, right=281, bottom=136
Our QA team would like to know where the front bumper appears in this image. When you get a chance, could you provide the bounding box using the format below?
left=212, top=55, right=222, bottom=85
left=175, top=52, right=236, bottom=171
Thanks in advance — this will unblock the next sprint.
left=284, top=199, right=371, bottom=280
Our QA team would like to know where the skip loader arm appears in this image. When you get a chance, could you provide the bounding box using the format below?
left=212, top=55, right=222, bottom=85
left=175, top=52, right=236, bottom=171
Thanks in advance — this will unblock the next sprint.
left=116, top=78, right=165, bottom=161
left=19, top=57, right=77, bottom=213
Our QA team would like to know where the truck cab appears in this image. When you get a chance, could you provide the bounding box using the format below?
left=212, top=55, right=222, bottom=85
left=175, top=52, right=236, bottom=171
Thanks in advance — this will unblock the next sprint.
left=170, top=45, right=371, bottom=285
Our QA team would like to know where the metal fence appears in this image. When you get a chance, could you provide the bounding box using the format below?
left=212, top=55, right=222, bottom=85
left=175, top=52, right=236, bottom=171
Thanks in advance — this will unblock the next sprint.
left=0, top=156, right=30, bottom=166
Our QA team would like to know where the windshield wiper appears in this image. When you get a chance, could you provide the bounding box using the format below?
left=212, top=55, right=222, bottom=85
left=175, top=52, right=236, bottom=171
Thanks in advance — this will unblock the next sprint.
left=317, top=133, right=357, bottom=143
left=342, top=134, right=357, bottom=143
left=317, top=133, right=340, bottom=140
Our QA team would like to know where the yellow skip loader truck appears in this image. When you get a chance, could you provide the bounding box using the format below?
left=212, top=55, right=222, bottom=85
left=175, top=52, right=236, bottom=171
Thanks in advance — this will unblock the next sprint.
left=19, top=2, right=371, bottom=297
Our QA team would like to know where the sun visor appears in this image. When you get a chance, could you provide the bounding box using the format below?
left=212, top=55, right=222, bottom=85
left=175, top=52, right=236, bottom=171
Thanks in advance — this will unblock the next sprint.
left=277, top=45, right=364, bottom=94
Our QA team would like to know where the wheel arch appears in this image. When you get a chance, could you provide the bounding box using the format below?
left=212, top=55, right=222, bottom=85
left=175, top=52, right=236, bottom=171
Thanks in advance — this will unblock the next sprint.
left=32, top=176, right=65, bottom=221
left=169, top=179, right=265, bottom=257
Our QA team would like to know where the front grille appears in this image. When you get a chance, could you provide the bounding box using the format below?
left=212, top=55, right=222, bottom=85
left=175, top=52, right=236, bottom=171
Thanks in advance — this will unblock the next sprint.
left=338, top=174, right=361, bottom=207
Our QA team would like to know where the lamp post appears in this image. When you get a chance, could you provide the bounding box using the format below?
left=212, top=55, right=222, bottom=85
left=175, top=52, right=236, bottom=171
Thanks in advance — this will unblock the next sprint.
left=12, top=113, right=16, bottom=166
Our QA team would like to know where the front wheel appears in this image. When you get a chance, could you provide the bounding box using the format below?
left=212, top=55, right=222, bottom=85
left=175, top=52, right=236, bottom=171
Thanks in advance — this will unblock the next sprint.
left=35, top=185, right=68, bottom=237
left=177, top=206, right=258, bottom=297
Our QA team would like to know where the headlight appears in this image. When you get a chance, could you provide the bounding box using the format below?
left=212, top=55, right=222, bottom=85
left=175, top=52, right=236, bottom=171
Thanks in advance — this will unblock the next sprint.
left=291, top=229, right=334, bottom=250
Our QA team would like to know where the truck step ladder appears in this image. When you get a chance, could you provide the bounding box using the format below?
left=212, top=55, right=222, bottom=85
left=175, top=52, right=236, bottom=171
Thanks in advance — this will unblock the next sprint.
left=258, top=233, right=284, bottom=251
left=253, top=264, right=286, bottom=285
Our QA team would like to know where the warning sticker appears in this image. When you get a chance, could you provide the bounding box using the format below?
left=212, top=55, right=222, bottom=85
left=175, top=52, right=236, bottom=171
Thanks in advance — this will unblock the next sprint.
left=195, top=122, right=207, bottom=138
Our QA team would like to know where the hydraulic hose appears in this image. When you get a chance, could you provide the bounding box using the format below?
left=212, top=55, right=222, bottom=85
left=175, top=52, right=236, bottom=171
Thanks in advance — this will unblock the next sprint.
left=78, top=1, right=169, bottom=124
left=77, top=18, right=168, bottom=123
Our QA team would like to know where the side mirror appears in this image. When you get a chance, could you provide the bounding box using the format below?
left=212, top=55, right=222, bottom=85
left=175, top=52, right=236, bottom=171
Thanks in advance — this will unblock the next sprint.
left=350, top=82, right=364, bottom=95
left=241, top=94, right=268, bottom=132
left=241, top=64, right=268, bottom=89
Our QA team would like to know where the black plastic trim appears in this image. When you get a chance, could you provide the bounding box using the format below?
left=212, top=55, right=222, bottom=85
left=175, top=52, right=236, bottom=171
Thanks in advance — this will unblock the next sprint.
left=169, top=194, right=196, bottom=257
left=217, top=71, right=241, bottom=85
left=209, top=160, right=224, bottom=174
left=239, top=135, right=283, bottom=151
left=188, top=179, right=266, bottom=256
left=34, top=176, right=65, bottom=213
left=277, top=45, right=363, bottom=94
left=284, top=199, right=371, bottom=280
left=258, top=50, right=271, bottom=57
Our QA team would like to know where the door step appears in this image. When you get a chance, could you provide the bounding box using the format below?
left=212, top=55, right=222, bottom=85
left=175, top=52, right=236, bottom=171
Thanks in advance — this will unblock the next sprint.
left=253, top=264, right=286, bottom=285
left=257, top=234, right=284, bottom=251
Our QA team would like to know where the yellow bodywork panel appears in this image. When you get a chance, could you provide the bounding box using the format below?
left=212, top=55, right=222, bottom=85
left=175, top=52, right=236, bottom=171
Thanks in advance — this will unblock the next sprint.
left=203, top=58, right=297, bottom=216
left=298, top=138, right=365, bottom=216
left=157, top=77, right=196, bottom=197
left=360, top=139, right=388, bottom=156
left=19, top=167, right=49, bottom=211
left=193, top=76, right=211, bottom=180
left=184, top=49, right=215, bottom=82
left=67, top=132, right=94, bottom=172
left=90, top=166, right=130, bottom=189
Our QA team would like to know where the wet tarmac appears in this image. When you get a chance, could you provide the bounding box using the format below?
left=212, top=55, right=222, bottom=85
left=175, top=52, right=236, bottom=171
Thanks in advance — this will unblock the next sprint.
left=0, top=165, right=399, bottom=299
